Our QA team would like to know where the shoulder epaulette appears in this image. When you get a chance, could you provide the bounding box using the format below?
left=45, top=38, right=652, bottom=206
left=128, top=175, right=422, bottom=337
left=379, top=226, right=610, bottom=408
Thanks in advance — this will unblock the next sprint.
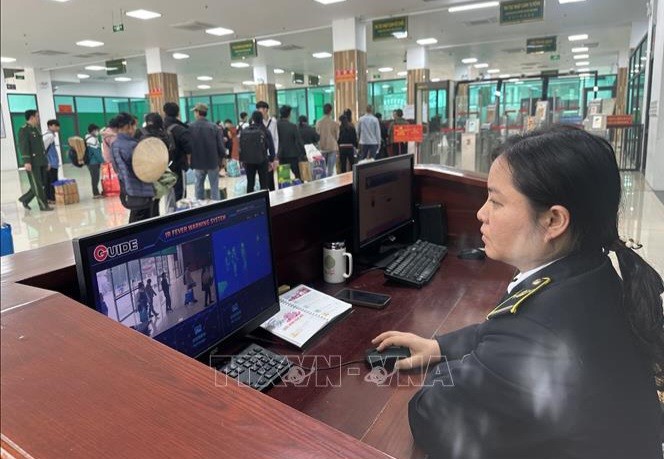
left=487, top=277, right=552, bottom=320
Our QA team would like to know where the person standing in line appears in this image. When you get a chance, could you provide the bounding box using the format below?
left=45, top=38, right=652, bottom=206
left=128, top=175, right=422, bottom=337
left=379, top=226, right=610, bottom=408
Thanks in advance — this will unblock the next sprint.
left=356, top=105, right=381, bottom=160
left=145, top=278, right=159, bottom=319
left=163, top=103, right=193, bottom=202
left=111, top=113, right=155, bottom=223
left=18, top=110, right=53, bottom=212
left=85, top=124, right=104, bottom=199
left=240, top=110, right=275, bottom=193
left=183, top=264, right=198, bottom=306
left=189, top=103, right=226, bottom=201
left=161, top=272, right=172, bottom=312
left=298, top=115, right=319, bottom=146
left=276, top=105, right=306, bottom=180
left=388, top=109, right=409, bottom=156
left=316, top=104, right=340, bottom=178
left=101, top=117, right=119, bottom=165
left=135, top=282, right=149, bottom=325
left=338, top=115, right=358, bottom=173
left=201, top=266, right=213, bottom=306
left=42, top=119, right=61, bottom=204
left=375, top=113, right=389, bottom=159
left=256, top=101, right=279, bottom=190
left=237, top=112, right=249, bottom=135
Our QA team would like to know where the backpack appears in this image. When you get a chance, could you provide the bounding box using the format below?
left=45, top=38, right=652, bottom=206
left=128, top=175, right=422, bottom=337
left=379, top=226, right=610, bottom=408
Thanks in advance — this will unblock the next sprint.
left=67, top=136, right=87, bottom=167
left=239, top=127, right=268, bottom=165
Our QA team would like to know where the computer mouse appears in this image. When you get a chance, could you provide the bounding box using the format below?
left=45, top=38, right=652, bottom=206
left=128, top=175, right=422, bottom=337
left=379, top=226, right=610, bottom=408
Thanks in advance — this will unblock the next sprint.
left=365, top=346, right=411, bottom=371
left=457, top=248, right=486, bottom=260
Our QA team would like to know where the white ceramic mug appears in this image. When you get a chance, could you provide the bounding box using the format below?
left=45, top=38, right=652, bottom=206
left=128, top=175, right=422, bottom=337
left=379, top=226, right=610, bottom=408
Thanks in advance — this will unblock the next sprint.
left=323, top=242, right=353, bottom=284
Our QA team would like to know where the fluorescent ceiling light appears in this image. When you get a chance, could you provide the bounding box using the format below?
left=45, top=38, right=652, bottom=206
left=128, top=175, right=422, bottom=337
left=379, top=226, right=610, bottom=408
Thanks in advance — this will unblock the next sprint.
left=173, top=53, right=190, bottom=60
left=474, top=63, right=489, bottom=68
left=273, top=68, right=285, bottom=74
left=114, top=77, right=131, bottom=82
left=84, top=65, right=106, bottom=71
left=314, top=0, right=346, bottom=4
left=242, top=80, right=257, bottom=86
left=312, top=52, right=332, bottom=58
left=559, top=0, right=586, bottom=3
left=205, top=27, right=234, bottom=36
left=378, top=67, right=393, bottom=73
left=197, top=75, right=213, bottom=81
left=231, top=62, right=250, bottom=68
left=449, top=1, right=499, bottom=13
left=577, top=67, right=590, bottom=72
left=416, top=38, right=438, bottom=45
left=572, top=47, right=589, bottom=53
left=257, top=39, right=281, bottom=47
left=76, top=40, right=104, bottom=48
left=397, top=71, right=408, bottom=77
left=1, top=56, right=17, bottom=63
left=462, top=57, right=478, bottom=64
left=77, top=73, right=90, bottom=79
left=126, top=9, right=161, bottom=20
left=393, top=32, right=408, bottom=39
left=499, top=74, right=511, bottom=78
left=487, top=69, right=500, bottom=74
left=578, top=73, right=592, bottom=78
left=575, top=61, right=590, bottom=66
left=431, top=78, right=441, bottom=82
left=640, top=56, right=647, bottom=60
left=197, top=84, right=211, bottom=90
left=573, top=54, right=589, bottom=60
left=568, top=34, right=588, bottom=41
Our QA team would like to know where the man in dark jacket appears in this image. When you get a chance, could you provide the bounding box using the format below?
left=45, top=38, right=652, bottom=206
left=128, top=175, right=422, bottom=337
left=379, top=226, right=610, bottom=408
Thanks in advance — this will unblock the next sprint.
left=240, top=111, right=275, bottom=193
left=18, top=110, right=53, bottom=211
left=276, top=105, right=305, bottom=180
left=298, top=115, right=319, bottom=146
left=188, top=103, right=226, bottom=201
left=163, top=102, right=193, bottom=201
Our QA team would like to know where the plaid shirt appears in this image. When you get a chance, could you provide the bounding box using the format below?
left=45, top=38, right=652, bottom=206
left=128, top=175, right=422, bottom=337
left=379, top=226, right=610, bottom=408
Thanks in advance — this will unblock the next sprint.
left=111, top=133, right=154, bottom=198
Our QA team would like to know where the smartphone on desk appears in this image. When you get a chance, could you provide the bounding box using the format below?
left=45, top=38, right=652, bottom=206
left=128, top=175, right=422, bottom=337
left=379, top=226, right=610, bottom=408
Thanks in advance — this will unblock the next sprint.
left=334, top=288, right=391, bottom=310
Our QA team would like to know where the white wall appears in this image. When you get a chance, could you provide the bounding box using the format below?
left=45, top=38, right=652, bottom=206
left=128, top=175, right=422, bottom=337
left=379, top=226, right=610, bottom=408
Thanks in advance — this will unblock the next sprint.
left=53, top=81, right=148, bottom=98
left=645, top=0, right=664, bottom=191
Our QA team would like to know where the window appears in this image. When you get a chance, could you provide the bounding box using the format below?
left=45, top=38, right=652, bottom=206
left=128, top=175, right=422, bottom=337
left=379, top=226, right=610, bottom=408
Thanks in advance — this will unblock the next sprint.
left=129, top=98, right=149, bottom=125
left=307, top=86, right=334, bottom=122
left=236, top=92, right=256, bottom=120
left=211, top=94, right=237, bottom=124
left=277, top=89, right=307, bottom=121
left=7, top=94, right=38, bottom=166
left=369, top=80, right=407, bottom=117
left=75, top=97, right=105, bottom=136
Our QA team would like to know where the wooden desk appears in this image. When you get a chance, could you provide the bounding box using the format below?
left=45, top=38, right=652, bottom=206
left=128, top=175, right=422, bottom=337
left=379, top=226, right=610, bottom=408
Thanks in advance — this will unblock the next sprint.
left=1, top=167, right=513, bottom=458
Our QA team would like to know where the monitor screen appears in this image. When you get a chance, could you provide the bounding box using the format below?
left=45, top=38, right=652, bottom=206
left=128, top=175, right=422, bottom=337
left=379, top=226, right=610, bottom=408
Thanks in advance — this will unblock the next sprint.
left=73, top=191, right=279, bottom=358
left=353, top=155, right=414, bottom=251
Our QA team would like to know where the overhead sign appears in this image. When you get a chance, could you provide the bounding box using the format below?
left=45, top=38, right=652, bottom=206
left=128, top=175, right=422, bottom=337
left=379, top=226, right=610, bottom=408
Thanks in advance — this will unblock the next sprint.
left=372, top=16, right=408, bottom=40
left=230, top=39, right=257, bottom=60
left=58, top=105, right=73, bottom=113
left=606, top=114, right=634, bottom=127
left=550, top=54, right=561, bottom=61
left=106, top=59, right=127, bottom=76
left=292, top=72, right=305, bottom=85
left=392, top=124, right=423, bottom=143
left=335, top=69, right=356, bottom=83
left=308, top=75, right=320, bottom=86
left=526, top=36, right=556, bottom=54
left=113, top=23, right=125, bottom=33
left=500, top=0, right=544, bottom=25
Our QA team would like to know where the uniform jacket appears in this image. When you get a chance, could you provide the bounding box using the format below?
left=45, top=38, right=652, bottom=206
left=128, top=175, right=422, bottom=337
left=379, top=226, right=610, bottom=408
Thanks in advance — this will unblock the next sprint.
left=276, top=119, right=306, bottom=160
left=316, top=115, right=340, bottom=152
left=19, top=123, right=47, bottom=167
left=188, top=118, right=226, bottom=170
left=409, top=251, right=661, bottom=459
left=111, top=133, right=154, bottom=198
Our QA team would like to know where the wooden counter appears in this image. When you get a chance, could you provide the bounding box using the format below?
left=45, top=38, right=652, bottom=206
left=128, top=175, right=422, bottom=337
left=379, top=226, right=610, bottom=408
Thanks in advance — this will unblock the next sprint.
left=1, top=166, right=512, bottom=459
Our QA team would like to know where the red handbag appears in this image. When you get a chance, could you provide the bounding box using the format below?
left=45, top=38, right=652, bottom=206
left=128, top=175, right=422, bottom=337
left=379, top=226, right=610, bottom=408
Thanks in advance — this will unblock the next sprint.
left=101, top=163, right=121, bottom=197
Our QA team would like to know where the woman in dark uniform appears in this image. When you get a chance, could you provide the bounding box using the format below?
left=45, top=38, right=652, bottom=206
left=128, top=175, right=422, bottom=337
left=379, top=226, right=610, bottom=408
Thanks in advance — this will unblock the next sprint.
left=373, top=126, right=663, bottom=459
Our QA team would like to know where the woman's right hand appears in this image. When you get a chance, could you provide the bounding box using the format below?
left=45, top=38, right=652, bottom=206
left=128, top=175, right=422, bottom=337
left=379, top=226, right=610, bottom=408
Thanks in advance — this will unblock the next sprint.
left=372, top=331, right=442, bottom=371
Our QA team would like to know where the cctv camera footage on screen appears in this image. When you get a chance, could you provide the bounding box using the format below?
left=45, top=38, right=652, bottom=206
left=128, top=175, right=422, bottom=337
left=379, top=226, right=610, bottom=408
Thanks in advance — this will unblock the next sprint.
left=87, top=200, right=276, bottom=357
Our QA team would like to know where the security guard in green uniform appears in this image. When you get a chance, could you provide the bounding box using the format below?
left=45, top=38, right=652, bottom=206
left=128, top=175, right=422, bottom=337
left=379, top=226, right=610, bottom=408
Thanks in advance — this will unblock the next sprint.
left=18, top=109, right=53, bottom=211
left=373, top=126, right=663, bottom=458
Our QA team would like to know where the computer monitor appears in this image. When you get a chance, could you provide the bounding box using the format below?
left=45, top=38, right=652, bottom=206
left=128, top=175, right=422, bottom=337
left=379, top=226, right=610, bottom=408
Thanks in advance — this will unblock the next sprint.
left=73, top=191, right=279, bottom=359
left=353, top=154, right=414, bottom=259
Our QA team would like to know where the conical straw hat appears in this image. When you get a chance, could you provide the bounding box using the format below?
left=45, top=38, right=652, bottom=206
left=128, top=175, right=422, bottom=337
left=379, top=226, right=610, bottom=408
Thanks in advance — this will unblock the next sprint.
left=132, top=137, right=168, bottom=183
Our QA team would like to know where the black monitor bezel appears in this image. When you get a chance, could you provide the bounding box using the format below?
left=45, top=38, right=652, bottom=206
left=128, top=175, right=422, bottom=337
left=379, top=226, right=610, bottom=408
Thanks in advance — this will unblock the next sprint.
left=352, top=154, right=415, bottom=253
left=72, top=190, right=280, bottom=358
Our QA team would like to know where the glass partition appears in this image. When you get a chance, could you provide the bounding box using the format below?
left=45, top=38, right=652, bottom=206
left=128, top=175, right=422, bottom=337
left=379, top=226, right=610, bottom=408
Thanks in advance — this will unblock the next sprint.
left=468, top=82, right=498, bottom=125
left=548, top=76, right=584, bottom=125
left=369, top=79, right=407, bottom=117
left=501, top=79, right=543, bottom=129
left=307, top=86, right=334, bottom=123
left=211, top=94, right=236, bottom=124
left=277, top=88, right=307, bottom=121
left=7, top=93, right=39, bottom=166
left=129, top=98, right=148, bottom=126
left=75, top=97, right=106, bottom=135
left=236, top=92, right=257, bottom=120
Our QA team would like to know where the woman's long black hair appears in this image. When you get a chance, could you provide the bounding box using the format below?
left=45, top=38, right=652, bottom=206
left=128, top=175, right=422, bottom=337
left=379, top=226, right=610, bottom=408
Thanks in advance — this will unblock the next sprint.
left=498, top=125, right=664, bottom=390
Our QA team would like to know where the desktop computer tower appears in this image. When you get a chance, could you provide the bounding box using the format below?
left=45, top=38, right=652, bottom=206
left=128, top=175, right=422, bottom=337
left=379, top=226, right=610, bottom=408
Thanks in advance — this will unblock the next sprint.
left=415, top=203, right=448, bottom=246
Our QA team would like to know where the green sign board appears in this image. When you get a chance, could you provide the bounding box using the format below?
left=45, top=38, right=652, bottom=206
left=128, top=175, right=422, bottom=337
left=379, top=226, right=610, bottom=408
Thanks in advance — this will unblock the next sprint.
left=230, top=40, right=257, bottom=60
left=526, top=36, right=557, bottom=54
left=500, top=0, right=544, bottom=25
left=550, top=54, right=561, bottom=61
left=105, top=59, right=127, bottom=76
left=372, top=16, right=408, bottom=40
left=113, top=23, right=125, bottom=33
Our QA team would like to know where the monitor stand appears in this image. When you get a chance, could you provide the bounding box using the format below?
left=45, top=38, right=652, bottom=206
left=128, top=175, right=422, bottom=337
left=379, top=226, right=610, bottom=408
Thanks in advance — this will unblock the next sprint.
left=355, top=241, right=408, bottom=269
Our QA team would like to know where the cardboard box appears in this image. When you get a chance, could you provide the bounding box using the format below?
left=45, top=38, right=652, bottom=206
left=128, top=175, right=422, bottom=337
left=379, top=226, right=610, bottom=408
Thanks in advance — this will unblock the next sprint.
left=54, top=179, right=80, bottom=205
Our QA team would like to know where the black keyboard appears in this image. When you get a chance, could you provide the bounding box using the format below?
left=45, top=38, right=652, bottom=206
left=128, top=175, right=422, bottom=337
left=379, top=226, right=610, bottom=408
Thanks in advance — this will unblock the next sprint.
left=384, top=240, right=448, bottom=288
left=218, top=344, right=291, bottom=391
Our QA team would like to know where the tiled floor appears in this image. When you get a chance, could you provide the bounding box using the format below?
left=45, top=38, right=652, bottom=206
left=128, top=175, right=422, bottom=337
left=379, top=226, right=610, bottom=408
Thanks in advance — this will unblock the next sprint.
left=1, top=166, right=663, bottom=276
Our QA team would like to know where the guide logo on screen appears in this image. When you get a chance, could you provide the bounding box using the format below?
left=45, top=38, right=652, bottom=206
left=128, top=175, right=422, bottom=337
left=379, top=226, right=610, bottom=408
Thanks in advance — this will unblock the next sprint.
left=93, top=240, right=139, bottom=263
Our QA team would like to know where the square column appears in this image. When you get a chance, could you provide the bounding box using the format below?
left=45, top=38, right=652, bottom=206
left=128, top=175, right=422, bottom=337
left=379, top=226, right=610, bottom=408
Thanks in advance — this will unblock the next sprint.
left=407, top=46, right=430, bottom=106
left=333, top=18, right=367, bottom=122
left=145, top=48, right=180, bottom=114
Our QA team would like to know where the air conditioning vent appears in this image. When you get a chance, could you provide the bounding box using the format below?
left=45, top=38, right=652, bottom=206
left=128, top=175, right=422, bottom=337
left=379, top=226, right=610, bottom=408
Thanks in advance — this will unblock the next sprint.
left=502, top=47, right=525, bottom=54
left=585, top=42, right=599, bottom=48
left=170, top=20, right=216, bottom=31
left=32, top=50, right=68, bottom=56
left=73, top=52, right=109, bottom=58
left=275, top=44, right=304, bottom=51
left=464, top=17, right=498, bottom=27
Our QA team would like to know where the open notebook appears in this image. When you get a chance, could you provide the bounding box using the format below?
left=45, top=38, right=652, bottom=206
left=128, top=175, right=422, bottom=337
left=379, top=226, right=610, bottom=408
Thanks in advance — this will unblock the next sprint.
left=260, top=285, right=352, bottom=348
